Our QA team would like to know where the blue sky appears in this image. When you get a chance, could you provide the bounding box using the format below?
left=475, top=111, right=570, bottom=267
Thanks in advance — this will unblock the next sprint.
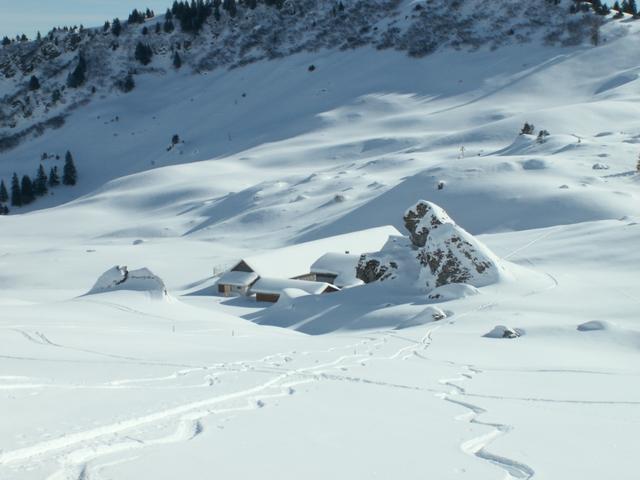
left=0, top=0, right=172, bottom=39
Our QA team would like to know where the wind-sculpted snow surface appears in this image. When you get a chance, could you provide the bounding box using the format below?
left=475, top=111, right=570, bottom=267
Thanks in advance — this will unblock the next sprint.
left=358, top=201, right=508, bottom=292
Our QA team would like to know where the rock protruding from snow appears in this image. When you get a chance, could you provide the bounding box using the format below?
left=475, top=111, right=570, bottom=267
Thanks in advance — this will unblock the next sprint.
left=418, top=220, right=504, bottom=290
left=358, top=201, right=507, bottom=292
left=577, top=320, right=610, bottom=331
left=403, top=200, right=453, bottom=248
left=87, top=266, right=167, bottom=298
left=484, top=325, right=523, bottom=339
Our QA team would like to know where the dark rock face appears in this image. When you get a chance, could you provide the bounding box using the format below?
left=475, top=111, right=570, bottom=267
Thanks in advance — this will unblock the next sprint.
left=418, top=225, right=496, bottom=288
left=357, top=200, right=505, bottom=292
left=356, top=256, right=397, bottom=283
left=403, top=200, right=452, bottom=247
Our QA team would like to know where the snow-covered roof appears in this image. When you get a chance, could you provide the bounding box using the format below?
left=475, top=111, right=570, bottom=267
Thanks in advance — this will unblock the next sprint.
left=251, top=277, right=338, bottom=296
left=310, top=252, right=361, bottom=287
left=218, top=270, right=259, bottom=287
left=237, top=226, right=400, bottom=279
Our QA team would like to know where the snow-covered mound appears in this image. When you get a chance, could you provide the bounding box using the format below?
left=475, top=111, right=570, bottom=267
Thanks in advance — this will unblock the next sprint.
left=87, top=265, right=167, bottom=298
left=357, top=200, right=508, bottom=293
left=397, top=305, right=449, bottom=329
left=484, top=325, right=525, bottom=339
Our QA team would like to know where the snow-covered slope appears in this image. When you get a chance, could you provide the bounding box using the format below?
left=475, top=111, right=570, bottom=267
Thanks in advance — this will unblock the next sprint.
left=0, top=3, right=639, bottom=480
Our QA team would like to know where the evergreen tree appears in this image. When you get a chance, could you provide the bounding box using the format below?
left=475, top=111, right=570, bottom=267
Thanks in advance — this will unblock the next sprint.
left=52, top=89, right=62, bottom=103
left=128, top=9, right=144, bottom=24
left=0, top=180, right=8, bottom=203
left=112, top=18, right=122, bottom=36
left=1, top=36, right=10, bottom=46
left=63, top=152, right=78, bottom=186
left=142, top=26, right=149, bottom=35
left=135, top=42, right=153, bottom=65
left=103, top=20, right=111, bottom=32
left=49, top=166, right=60, bottom=187
left=629, top=0, right=638, bottom=15
left=164, top=19, right=175, bottom=32
left=118, top=73, right=136, bottom=92
left=34, top=164, right=48, bottom=196
left=20, top=176, right=35, bottom=205
left=173, top=51, right=182, bottom=69
left=520, top=122, right=535, bottom=135
left=10, top=173, right=21, bottom=207
left=155, top=22, right=162, bottom=34
left=0, top=205, right=8, bottom=215
left=67, top=53, right=87, bottom=88
left=223, top=0, right=238, bottom=17
left=29, top=75, right=40, bottom=91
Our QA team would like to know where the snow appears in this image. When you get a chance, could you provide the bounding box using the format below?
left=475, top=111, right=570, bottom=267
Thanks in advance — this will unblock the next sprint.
left=217, top=270, right=259, bottom=287
left=251, top=277, right=336, bottom=296
left=86, top=265, right=168, bottom=298
left=310, top=252, right=362, bottom=287
left=1, top=10, right=640, bottom=480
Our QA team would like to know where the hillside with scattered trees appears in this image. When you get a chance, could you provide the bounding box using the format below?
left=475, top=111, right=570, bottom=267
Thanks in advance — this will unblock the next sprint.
left=0, top=0, right=614, bottom=153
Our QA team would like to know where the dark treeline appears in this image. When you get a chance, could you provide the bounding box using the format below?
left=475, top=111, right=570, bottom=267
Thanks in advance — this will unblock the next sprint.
left=0, top=151, right=78, bottom=215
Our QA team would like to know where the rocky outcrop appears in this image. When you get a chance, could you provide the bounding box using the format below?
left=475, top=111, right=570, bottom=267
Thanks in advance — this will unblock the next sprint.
left=484, top=325, right=523, bottom=338
left=355, top=257, right=397, bottom=283
left=403, top=200, right=452, bottom=248
left=358, top=200, right=507, bottom=292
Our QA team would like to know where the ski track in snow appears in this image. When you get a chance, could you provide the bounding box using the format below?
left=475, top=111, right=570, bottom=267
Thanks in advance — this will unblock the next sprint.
left=0, top=335, right=385, bottom=478
left=440, top=369, right=535, bottom=479
left=0, top=232, right=595, bottom=479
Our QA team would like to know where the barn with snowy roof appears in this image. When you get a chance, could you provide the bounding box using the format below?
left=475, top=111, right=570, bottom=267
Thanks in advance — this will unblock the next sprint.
left=217, top=226, right=400, bottom=302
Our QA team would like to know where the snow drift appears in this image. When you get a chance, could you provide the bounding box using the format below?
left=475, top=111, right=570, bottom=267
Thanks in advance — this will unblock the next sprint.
left=87, top=266, right=168, bottom=298
left=356, top=200, right=508, bottom=293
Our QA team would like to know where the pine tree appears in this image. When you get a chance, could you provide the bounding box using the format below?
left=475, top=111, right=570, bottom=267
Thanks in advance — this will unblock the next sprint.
left=34, top=164, right=48, bottom=196
left=63, top=152, right=78, bottom=186
left=10, top=173, right=21, bottom=206
left=155, top=22, right=162, bottom=34
left=135, top=42, right=153, bottom=65
left=49, top=166, right=60, bottom=187
left=67, top=53, right=87, bottom=88
left=1, top=36, right=10, bottom=46
left=0, top=180, right=8, bottom=203
left=223, top=0, right=238, bottom=17
left=164, top=19, right=175, bottom=32
left=112, top=18, right=122, bottom=36
left=520, top=122, right=535, bottom=135
left=29, top=75, right=40, bottom=91
left=128, top=9, right=144, bottom=24
left=0, top=205, right=9, bottom=215
left=173, top=51, right=182, bottom=69
left=119, top=73, right=136, bottom=92
left=20, top=176, right=35, bottom=205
